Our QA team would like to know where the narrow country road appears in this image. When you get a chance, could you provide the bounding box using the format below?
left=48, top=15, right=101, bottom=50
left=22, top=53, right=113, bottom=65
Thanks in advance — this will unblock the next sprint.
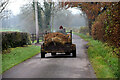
left=3, top=34, right=96, bottom=78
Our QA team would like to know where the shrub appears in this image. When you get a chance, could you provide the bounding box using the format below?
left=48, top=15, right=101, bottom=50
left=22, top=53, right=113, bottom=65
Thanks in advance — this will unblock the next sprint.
left=91, top=12, right=107, bottom=41
left=1, top=31, right=31, bottom=51
left=91, top=2, right=120, bottom=49
left=79, top=27, right=89, bottom=35
left=65, top=27, right=80, bottom=33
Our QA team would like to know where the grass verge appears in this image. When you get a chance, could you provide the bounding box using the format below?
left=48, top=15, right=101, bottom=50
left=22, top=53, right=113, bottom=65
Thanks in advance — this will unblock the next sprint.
left=2, top=45, right=40, bottom=73
left=74, top=33, right=119, bottom=78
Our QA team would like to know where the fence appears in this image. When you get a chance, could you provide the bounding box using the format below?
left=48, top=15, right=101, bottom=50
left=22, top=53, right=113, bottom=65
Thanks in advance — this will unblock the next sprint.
left=30, top=33, right=44, bottom=43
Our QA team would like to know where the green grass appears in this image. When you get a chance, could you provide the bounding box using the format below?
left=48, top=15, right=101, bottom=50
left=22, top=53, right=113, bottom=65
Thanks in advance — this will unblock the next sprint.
left=31, top=40, right=42, bottom=43
left=0, top=54, right=2, bottom=74
left=0, top=29, right=21, bottom=32
left=74, top=33, right=119, bottom=78
left=2, top=45, right=40, bottom=73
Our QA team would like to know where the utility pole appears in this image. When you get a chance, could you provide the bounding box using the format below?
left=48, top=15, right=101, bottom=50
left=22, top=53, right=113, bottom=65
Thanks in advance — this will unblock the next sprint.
left=51, top=2, right=54, bottom=32
left=34, top=0, right=39, bottom=43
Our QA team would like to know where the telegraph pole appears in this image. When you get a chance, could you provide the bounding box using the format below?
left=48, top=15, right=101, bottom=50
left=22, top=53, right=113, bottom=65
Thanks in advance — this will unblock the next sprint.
left=34, top=0, right=39, bottom=43
left=51, top=2, right=54, bottom=32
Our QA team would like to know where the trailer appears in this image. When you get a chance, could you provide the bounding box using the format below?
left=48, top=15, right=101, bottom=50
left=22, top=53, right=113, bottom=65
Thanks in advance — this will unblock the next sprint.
left=41, top=30, right=76, bottom=58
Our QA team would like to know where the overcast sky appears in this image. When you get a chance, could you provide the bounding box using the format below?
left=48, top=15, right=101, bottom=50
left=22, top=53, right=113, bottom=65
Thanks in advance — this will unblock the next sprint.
left=7, top=0, right=32, bottom=15
left=6, top=0, right=82, bottom=15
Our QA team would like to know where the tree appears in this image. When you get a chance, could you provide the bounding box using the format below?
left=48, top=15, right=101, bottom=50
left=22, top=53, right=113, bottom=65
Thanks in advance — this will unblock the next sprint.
left=1, top=10, right=12, bottom=29
left=43, top=1, right=52, bottom=31
left=59, top=2, right=113, bottom=35
left=17, top=3, right=36, bottom=33
left=33, top=1, right=43, bottom=32
left=53, top=8, right=72, bottom=29
left=0, top=0, right=9, bottom=19
left=0, top=0, right=9, bottom=13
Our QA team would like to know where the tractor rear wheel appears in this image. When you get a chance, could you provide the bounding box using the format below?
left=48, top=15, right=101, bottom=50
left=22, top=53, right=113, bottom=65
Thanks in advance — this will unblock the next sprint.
left=72, top=50, right=76, bottom=57
left=72, top=44, right=76, bottom=57
left=41, top=52, right=45, bottom=58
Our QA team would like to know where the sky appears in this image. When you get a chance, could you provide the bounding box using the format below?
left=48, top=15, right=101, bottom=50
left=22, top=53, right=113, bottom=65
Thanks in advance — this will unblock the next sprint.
left=7, top=0, right=31, bottom=15
left=6, top=0, right=82, bottom=15
left=68, top=7, right=82, bottom=15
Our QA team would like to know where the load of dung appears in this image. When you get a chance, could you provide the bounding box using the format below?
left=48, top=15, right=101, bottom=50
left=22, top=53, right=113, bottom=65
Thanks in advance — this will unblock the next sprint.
left=44, top=32, right=71, bottom=47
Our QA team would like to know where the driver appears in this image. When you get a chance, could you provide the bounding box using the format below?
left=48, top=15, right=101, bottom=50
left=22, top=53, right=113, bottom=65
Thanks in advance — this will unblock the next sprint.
left=56, top=26, right=67, bottom=35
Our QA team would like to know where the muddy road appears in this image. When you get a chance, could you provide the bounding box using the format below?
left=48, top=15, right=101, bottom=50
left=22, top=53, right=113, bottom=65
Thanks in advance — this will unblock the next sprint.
left=3, top=34, right=96, bottom=78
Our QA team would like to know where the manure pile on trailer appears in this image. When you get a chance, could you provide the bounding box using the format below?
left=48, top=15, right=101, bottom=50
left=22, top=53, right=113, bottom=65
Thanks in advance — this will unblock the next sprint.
left=44, top=32, right=71, bottom=46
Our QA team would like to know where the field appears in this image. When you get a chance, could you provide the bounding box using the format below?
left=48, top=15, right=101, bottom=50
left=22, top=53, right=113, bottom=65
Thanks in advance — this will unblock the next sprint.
left=0, top=29, right=21, bottom=32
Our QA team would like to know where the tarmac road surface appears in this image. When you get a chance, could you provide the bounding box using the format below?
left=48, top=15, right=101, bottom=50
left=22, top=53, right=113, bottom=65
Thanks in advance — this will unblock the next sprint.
left=3, top=34, right=96, bottom=78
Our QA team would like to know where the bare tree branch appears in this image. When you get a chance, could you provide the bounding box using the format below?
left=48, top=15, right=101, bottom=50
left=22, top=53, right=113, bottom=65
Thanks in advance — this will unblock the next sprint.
left=0, top=0, right=9, bottom=13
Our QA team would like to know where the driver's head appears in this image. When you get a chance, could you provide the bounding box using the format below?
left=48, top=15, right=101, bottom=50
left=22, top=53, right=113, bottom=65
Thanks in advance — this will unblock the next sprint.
left=59, top=26, right=63, bottom=29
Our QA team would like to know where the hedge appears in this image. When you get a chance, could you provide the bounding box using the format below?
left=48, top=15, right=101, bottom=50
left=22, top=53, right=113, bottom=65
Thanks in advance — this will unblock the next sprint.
left=91, top=3, right=120, bottom=49
left=1, top=31, right=31, bottom=51
left=79, top=27, right=89, bottom=35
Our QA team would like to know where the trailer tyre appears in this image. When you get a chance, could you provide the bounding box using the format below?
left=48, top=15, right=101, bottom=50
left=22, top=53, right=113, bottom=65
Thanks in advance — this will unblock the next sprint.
left=41, top=52, right=45, bottom=58
left=72, top=50, right=76, bottom=57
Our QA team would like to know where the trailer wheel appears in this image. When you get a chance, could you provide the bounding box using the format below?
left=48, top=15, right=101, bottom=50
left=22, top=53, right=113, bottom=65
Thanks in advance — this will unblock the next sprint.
left=41, top=52, right=45, bottom=58
left=65, top=52, right=70, bottom=55
left=51, top=53, right=56, bottom=56
left=72, top=50, right=76, bottom=57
